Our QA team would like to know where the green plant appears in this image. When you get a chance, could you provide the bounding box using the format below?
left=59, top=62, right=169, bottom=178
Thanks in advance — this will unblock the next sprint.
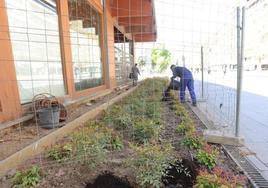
left=13, top=166, right=41, bottom=188
left=133, top=119, right=161, bottom=144
left=176, top=119, right=195, bottom=134
left=47, top=143, right=72, bottom=162
left=103, top=106, right=133, bottom=130
left=194, top=168, right=246, bottom=188
left=127, top=143, right=175, bottom=188
left=182, top=132, right=204, bottom=150
left=113, top=114, right=133, bottom=130
left=144, top=101, right=161, bottom=119
left=138, top=56, right=146, bottom=67
left=151, top=44, right=171, bottom=72
left=72, top=125, right=111, bottom=168
left=110, top=134, right=124, bottom=151
left=174, top=102, right=189, bottom=117
left=195, top=146, right=218, bottom=170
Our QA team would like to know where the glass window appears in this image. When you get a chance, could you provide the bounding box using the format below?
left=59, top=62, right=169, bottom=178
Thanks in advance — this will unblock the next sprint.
left=6, top=0, right=66, bottom=104
left=68, top=0, right=103, bottom=91
left=114, top=27, right=133, bottom=86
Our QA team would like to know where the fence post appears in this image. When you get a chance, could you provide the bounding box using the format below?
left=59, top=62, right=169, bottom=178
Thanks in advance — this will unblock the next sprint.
left=201, top=46, right=204, bottom=99
left=235, top=7, right=245, bottom=137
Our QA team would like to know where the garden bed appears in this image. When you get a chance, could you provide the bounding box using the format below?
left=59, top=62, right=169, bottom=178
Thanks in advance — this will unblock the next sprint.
left=0, top=78, right=250, bottom=188
left=0, top=88, right=129, bottom=161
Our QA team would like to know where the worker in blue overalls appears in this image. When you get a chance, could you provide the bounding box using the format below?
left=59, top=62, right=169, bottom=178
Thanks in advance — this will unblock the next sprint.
left=170, top=64, right=197, bottom=106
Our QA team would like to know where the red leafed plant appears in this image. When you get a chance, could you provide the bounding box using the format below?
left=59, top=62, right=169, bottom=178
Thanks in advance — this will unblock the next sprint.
left=213, top=166, right=248, bottom=187
left=194, top=167, right=248, bottom=188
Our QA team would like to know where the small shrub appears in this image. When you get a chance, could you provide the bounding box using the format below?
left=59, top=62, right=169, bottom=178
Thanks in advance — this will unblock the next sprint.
left=113, top=114, right=133, bottom=130
left=127, top=143, right=175, bottom=188
left=194, top=168, right=247, bottom=188
left=172, top=159, right=193, bottom=178
left=13, top=166, right=41, bottom=188
left=72, top=125, right=110, bottom=168
left=182, top=132, right=204, bottom=150
left=174, top=102, right=188, bottom=117
left=125, top=98, right=144, bottom=116
left=133, top=119, right=161, bottom=144
left=195, top=145, right=218, bottom=170
left=47, top=143, right=72, bottom=162
left=144, top=101, right=161, bottom=119
left=110, top=134, right=124, bottom=151
left=176, top=119, right=195, bottom=135
left=103, top=106, right=133, bottom=130
left=85, top=142, right=108, bottom=168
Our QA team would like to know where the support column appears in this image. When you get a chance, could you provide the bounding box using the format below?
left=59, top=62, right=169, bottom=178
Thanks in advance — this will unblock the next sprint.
left=57, top=0, right=75, bottom=98
left=104, top=1, right=117, bottom=89
left=0, top=0, right=22, bottom=122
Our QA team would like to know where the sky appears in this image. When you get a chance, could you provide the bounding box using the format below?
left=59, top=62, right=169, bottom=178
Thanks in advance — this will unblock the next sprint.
left=136, top=0, right=248, bottom=68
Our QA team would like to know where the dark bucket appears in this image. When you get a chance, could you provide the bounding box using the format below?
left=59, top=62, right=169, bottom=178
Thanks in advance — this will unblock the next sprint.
left=169, top=80, right=180, bottom=91
left=38, top=107, right=60, bottom=129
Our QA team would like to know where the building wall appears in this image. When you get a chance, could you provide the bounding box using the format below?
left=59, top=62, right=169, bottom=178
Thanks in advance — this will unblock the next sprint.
left=0, top=0, right=121, bottom=123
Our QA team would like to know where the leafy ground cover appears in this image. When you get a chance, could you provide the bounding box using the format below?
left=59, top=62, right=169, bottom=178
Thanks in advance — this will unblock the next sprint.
left=0, top=78, right=249, bottom=188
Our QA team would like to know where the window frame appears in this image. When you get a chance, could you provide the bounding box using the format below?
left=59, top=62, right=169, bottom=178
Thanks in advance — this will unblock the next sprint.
left=66, top=0, right=106, bottom=93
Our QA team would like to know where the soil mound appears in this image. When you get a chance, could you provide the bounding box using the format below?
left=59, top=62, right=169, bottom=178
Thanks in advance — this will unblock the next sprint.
left=85, top=171, right=133, bottom=188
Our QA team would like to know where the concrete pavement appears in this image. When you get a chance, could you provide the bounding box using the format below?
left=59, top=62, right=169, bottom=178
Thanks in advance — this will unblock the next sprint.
left=193, top=71, right=268, bottom=180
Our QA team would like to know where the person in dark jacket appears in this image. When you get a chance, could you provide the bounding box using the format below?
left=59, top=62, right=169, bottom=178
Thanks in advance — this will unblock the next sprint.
left=162, top=79, right=181, bottom=101
left=170, top=64, right=197, bottom=106
left=131, top=64, right=140, bottom=86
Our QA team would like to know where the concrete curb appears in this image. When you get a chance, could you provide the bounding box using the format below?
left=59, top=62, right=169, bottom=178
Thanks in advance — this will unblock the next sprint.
left=186, top=102, right=244, bottom=146
left=0, top=86, right=137, bottom=178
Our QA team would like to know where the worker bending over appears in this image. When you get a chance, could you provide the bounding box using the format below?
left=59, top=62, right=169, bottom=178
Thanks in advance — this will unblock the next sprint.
left=170, top=64, right=197, bottom=106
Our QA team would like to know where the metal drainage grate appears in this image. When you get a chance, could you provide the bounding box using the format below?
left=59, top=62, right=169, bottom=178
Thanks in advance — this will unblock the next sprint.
left=224, top=145, right=268, bottom=188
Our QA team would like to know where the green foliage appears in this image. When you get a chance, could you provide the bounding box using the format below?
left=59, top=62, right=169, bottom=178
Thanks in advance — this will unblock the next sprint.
left=13, top=166, right=41, bottom=188
left=194, top=173, right=229, bottom=188
left=194, top=168, right=246, bottom=188
left=151, top=44, right=171, bottom=72
left=110, top=134, right=124, bottom=151
left=127, top=143, right=175, bottom=188
left=195, top=148, right=218, bottom=170
left=133, top=119, right=162, bottom=144
left=176, top=119, right=195, bottom=135
left=103, top=105, right=133, bottom=130
left=71, top=124, right=118, bottom=168
left=144, top=100, right=161, bottom=119
left=182, top=132, right=204, bottom=150
left=174, top=102, right=189, bottom=117
left=47, top=143, right=72, bottom=162
left=137, top=56, right=146, bottom=67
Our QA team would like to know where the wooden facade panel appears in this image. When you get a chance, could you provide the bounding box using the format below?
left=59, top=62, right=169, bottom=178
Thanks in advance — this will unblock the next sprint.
left=0, top=0, right=22, bottom=122
left=58, top=0, right=75, bottom=98
left=110, top=0, right=152, bottom=17
left=106, top=11, right=117, bottom=89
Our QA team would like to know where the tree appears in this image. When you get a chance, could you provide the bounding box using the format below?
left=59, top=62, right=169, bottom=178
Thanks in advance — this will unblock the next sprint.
left=137, top=57, right=146, bottom=67
left=151, top=44, right=171, bottom=72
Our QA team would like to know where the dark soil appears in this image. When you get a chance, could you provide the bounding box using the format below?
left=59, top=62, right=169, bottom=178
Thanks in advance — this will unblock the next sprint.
left=163, top=159, right=198, bottom=188
left=85, top=171, right=133, bottom=188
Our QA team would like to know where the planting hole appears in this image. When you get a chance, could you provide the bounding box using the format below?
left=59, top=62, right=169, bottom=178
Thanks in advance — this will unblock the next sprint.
left=162, top=159, right=197, bottom=188
left=85, top=171, right=133, bottom=188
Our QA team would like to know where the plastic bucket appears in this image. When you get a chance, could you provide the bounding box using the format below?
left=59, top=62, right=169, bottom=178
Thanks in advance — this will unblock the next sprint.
left=38, top=107, right=60, bottom=129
